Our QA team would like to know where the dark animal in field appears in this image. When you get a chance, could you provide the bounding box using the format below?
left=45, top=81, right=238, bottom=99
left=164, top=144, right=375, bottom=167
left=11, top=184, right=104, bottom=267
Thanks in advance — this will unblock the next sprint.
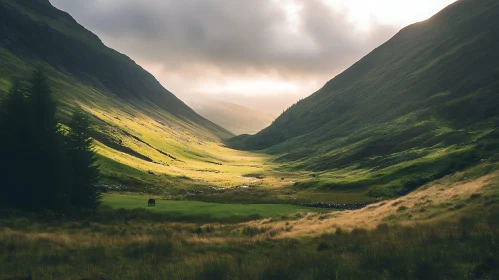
left=148, top=199, right=156, bottom=206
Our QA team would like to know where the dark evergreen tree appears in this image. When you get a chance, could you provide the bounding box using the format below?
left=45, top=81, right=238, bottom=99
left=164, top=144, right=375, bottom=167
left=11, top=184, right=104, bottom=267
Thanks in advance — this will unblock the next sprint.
left=0, top=69, right=102, bottom=214
left=24, top=68, right=71, bottom=212
left=66, top=109, right=101, bottom=212
left=0, top=81, right=30, bottom=208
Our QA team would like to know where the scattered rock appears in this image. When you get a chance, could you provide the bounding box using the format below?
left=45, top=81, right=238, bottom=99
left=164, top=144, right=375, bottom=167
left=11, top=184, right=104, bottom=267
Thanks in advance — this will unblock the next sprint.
left=187, top=190, right=204, bottom=196
left=94, top=184, right=137, bottom=191
left=302, top=201, right=377, bottom=210
left=208, top=186, right=226, bottom=191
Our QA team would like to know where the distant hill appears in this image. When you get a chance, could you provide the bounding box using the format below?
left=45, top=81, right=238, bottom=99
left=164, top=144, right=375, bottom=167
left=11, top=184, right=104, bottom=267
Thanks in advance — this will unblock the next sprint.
left=230, top=0, right=499, bottom=196
left=188, top=99, right=275, bottom=135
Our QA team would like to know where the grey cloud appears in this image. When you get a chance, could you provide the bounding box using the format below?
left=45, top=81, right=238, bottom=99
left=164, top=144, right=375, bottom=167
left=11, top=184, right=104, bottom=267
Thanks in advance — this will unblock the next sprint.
left=50, top=0, right=398, bottom=78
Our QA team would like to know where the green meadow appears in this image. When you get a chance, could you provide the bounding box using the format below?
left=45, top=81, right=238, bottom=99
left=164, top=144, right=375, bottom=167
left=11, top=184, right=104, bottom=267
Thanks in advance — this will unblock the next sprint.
left=102, top=193, right=321, bottom=219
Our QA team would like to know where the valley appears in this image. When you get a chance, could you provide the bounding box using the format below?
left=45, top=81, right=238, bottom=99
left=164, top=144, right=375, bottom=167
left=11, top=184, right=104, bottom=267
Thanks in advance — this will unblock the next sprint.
left=0, top=0, right=498, bottom=279
left=86, top=100, right=378, bottom=205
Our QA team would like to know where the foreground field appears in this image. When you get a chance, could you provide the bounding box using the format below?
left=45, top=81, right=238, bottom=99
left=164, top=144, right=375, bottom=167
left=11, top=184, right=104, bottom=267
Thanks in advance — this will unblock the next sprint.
left=1, top=206, right=498, bottom=279
left=1, top=163, right=498, bottom=279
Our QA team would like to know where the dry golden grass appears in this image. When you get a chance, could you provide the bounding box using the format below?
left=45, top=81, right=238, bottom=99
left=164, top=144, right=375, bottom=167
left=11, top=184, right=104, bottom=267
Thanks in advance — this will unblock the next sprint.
left=0, top=227, right=155, bottom=248
left=248, top=171, right=497, bottom=238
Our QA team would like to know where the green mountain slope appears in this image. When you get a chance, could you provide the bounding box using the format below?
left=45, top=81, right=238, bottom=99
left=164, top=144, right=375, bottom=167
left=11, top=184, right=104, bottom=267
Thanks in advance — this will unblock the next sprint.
left=230, top=0, right=499, bottom=196
left=0, top=0, right=258, bottom=192
left=0, top=0, right=230, bottom=138
left=188, top=99, right=275, bottom=135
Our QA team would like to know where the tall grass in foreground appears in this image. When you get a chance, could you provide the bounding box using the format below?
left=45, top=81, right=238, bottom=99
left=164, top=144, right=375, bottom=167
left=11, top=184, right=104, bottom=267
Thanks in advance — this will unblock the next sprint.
left=1, top=209, right=498, bottom=279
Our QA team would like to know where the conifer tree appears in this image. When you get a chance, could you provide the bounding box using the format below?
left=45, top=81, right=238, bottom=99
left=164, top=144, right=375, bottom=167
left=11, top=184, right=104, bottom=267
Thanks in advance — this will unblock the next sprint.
left=0, top=81, right=30, bottom=208
left=25, top=68, right=71, bottom=212
left=0, top=69, right=101, bottom=214
left=66, top=109, right=101, bottom=211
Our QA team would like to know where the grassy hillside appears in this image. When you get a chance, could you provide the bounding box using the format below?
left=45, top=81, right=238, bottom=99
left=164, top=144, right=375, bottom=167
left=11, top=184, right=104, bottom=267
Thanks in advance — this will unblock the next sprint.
left=230, top=0, right=499, bottom=197
left=188, top=99, right=275, bottom=135
left=0, top=0, right=230, bottom=134
left=0, top=0, right=271, bottom=193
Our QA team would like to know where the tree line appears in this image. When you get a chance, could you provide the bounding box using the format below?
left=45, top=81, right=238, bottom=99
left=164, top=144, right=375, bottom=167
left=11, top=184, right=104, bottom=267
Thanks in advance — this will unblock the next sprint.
left=0, top=69, right=100, bottom=214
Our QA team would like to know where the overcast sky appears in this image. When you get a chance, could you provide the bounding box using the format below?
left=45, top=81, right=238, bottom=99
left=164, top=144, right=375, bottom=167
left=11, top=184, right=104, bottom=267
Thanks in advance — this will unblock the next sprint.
left=50, top=0, right=457, bottom=114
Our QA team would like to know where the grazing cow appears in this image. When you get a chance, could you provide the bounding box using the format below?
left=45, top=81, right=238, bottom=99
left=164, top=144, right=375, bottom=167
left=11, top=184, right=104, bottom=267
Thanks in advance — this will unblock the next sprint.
left=148, top=198, right=156, bottom=206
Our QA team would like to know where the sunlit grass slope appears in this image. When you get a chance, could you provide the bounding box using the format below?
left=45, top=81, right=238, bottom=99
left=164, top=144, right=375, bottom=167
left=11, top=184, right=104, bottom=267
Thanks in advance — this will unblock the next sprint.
left=0, top=0, right=272, bottom=195
left=251, top=159, right=499, bottom=238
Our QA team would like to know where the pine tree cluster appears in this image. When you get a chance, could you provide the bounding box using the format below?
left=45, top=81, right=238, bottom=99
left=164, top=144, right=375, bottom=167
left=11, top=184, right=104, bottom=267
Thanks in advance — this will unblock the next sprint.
left=0, top=69, right=100, bottom=215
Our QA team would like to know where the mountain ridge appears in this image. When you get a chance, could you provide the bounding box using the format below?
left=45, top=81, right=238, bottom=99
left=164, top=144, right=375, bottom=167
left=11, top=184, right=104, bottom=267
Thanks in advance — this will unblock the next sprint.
left=231, top=0, right=499, bottom=150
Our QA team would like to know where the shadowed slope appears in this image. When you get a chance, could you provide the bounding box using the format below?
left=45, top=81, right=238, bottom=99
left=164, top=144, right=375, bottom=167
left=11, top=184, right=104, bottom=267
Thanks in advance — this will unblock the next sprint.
left=229, top=0, right=499, bottom=196
left=232, top=0, right=499, bottom=150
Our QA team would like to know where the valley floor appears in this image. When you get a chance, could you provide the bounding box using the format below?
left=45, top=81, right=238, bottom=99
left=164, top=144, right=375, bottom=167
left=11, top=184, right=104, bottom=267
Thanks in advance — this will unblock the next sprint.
left=1, top=163, right=498, bottom=279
